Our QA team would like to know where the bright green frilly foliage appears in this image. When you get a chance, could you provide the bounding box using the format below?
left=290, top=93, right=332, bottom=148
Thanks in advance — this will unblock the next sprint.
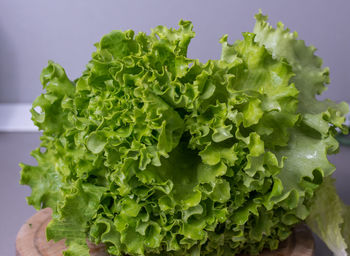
left=20, top=13, right=349, bottom=256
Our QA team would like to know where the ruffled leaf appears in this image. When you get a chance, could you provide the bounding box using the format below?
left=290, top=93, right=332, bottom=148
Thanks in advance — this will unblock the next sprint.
left=306, top=177, right=350, bottom=256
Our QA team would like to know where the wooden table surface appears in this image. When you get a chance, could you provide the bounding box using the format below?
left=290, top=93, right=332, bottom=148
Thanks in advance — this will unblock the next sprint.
left=16, top=208, right=314, bottom=256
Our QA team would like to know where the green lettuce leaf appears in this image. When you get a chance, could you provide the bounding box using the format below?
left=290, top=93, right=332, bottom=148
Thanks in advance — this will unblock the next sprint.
left=306, top=177, right=350, bottom=256
left=253, top=11, right=349, bottom=254
left=46, top=182, right=105, bottom=256
left=19, top=148, right=63, bottom=211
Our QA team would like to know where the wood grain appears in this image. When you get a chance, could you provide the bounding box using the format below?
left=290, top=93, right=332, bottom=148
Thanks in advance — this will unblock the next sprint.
left=16, top=208, right=314, bottom=256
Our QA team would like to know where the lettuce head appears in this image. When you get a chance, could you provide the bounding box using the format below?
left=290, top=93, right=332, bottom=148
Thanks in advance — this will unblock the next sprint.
left=20, top=13, right=349, bottom=256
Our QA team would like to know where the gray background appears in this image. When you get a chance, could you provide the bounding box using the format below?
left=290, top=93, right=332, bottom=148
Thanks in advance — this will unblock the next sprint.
left=1, top=0, right=350, bottom=103
left=1, top=0, right=350, bottom=255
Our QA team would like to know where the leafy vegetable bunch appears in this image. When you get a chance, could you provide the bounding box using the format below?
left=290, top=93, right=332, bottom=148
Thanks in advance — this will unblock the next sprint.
left=21, top=13, right=350, bottom=256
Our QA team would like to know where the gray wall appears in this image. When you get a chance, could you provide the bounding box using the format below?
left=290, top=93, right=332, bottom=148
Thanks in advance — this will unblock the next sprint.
left=0, top=0, right=349, bottom=103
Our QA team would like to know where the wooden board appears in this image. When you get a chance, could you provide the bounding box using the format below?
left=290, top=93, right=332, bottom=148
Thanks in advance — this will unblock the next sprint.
left=16, top=208, right=314, bottom=256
